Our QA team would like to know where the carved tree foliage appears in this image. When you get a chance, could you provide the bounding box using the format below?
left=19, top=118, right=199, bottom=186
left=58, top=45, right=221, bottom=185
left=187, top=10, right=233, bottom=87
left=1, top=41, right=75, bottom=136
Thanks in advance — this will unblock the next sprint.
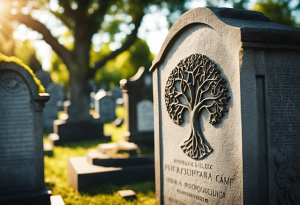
left=165, top=54, right=230, bottom=159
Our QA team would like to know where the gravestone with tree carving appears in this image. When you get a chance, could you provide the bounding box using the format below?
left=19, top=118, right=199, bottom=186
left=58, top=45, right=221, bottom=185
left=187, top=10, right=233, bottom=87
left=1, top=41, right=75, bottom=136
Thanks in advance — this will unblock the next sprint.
left=165, top=54, right=230, bottom=159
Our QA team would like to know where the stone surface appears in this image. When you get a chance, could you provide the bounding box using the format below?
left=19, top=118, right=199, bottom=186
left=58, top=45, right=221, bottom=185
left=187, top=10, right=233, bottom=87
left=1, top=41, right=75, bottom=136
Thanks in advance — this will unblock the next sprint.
left=50, top=195, right=65, bottom=205
left=94, top=90, right=116, bottom=122
left=118, top=190, right=137, bottom=200
left=86, top=150, right=153, bottom=167
left=151, top=7, right=300, bottom=205
left=137, top=99, right=154, bottom=132
left=44, top=142, right=53, bottom=156
left=51, top=119, right=107, bottom=146
left=110, top=86, right=123, bottom=100
left=120, top=67, right=154, bottom=147
left=35, top=70, right=53, bottom=88
left=68, top=156, right=155, bottom=191
left=0, top=62, right=50, bottom=204
left=43, top=83, right=65, bottom=132
left=97, top=141, right=140, bottom=156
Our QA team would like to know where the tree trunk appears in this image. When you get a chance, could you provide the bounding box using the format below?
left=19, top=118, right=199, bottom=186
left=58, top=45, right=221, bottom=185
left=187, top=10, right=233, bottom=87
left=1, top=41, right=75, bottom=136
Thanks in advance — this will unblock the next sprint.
left=181, top=108, right=212, bottom=159
left=67, top=66, right=92, bottom=122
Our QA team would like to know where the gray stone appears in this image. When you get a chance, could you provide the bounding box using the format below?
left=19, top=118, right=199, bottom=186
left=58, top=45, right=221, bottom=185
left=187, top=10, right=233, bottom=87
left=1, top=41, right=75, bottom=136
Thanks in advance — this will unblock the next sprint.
left=120, top=67, right=154, bottom=147
left=151, top=7, right=300, bottom=205
left=86, top=150, right=153, bottom=167
left=50, top=195, right=65, bottom=205
left=35, top=70, right=52, bottom=88
left=110, top=86, right=123, bottom=100
left=51, top=119, right=106, bottom=146
left=118, top=190, right=137, bottom=200
left=68, top=140, right=154, bottom=191
left=0, top=62, right=51, bottom=204
left=94, top=90, right=116, bottom=122
left=51, top=93, right=106, bottom=146
left=43, top=83, right=65, bottom=132
left=68, top=156, right=154, bottom=191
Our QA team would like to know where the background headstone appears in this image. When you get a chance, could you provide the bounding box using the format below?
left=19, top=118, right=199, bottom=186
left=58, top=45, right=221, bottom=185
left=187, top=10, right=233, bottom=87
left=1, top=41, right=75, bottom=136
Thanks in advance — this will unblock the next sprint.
left=94, top=90, right=116, bottom=122
left=120, top=67, right=154, bottom=147
left=43, top=83, right=65, bottom=132
left=150, top=7, right=300, bottom=205
left=110, top=86, right=123, bottom=101
left=35, top=70, right=52, bottom=88
left=0, top=61, right=51, bottom=204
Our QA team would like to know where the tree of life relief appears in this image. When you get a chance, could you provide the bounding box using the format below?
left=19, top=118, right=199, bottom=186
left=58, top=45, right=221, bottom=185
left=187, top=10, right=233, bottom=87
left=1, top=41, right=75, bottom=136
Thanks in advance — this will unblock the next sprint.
left=165, top=54, right=230, bottom=159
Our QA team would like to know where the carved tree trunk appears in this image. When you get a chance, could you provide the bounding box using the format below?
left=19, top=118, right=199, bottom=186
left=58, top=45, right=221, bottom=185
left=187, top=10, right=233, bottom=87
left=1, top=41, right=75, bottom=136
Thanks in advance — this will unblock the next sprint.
left=181, top=108, right=212, bottom=159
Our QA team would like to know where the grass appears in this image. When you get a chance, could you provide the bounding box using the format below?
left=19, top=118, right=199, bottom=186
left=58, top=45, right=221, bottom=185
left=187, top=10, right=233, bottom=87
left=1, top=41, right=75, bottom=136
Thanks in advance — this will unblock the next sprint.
left=44, top=106, right=156, bottom=205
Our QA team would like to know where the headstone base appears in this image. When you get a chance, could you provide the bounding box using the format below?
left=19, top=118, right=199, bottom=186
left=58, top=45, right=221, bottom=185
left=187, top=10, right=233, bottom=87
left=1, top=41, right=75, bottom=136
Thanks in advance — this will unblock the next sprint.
left=50, top=195, right=65, bottom=205
left=86, top=149, right=154, bottom=167
left=118, top=190, right=137, bottom=200
left=0, top=189, right=51, bottom=205
left=44, top=142, right=53, bottom=156
left=124, top=131, right=154, bottom=147
left=68, top=157, right=155, bottom=191
left=52, top=120, right=107, bottom=146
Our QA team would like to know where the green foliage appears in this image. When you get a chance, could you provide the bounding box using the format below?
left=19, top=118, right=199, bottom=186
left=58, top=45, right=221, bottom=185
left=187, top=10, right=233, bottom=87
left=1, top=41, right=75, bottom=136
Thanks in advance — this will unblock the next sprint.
left=252, top=0, right=299, bottom=27
left=48, top=53, right=70, bottom=90
left=92, top=38, right=154, bottom=87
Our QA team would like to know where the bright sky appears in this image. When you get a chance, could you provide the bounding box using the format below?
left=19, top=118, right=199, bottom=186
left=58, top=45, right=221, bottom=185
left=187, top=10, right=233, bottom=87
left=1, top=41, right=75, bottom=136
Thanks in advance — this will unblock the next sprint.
left=12, top=0, right=257, bottom=70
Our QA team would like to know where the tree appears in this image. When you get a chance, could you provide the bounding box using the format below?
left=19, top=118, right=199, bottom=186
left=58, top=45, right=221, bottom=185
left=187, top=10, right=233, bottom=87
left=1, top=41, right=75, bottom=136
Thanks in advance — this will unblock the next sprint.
left=252, top=0, right=300, bottom=27
left=92, top=38, right=154, bottom=86
left=165, top=54, right=230, bottom=159
left=1, top=0, right=189, bottom=121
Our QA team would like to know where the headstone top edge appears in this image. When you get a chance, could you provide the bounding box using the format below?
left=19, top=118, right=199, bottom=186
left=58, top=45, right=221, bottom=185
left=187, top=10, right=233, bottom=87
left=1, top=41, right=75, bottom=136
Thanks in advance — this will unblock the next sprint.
left=207, top=7, right=270, bottom=22
left=149, top=6, right=300, bottom=72
left=0, top=62, right=49, bottom=102
left=120, top=67, right=148, bottom=90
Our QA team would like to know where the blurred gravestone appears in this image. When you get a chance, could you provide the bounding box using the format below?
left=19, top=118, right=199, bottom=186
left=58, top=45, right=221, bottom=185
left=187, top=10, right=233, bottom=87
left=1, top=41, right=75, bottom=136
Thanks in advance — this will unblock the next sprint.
left=93, top=90, right=116, bottom=122
left=51, top=91, right=105, bottom=146
left=120, top=67, right=154, bottom=147
left=35, top=70, right=52, bottom=88
left=151, top=7, right=300, bottom=205
left=43, top=83, right=65, bottom=132
left=110, top=86, right=123, bottom=101
left=0, top=61, right=51, bottom=204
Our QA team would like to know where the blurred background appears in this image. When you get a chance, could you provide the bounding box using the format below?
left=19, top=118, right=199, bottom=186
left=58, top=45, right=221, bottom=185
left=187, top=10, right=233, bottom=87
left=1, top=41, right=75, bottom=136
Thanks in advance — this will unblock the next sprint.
left=1, top=0, right=300, bottom=204
left=0, top=0, right=299, bottom=92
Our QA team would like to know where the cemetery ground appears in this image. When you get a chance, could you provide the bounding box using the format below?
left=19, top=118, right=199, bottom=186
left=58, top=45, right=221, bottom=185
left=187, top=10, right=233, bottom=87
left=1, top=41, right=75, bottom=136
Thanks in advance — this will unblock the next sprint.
left=44, top=106, right=156, bottom=205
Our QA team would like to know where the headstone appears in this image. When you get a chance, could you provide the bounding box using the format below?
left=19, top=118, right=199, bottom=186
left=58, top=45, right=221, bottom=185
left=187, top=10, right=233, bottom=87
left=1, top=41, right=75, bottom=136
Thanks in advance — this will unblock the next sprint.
left=0, top=61, right=51, bottom=204
left=51, top=94, right=105, bottom=146
left=35, top=70, right=52, bottom=88
left=110, top=86, right=123, bottom=101
left=120, top=67, right=154, bottom=147
left=43, top=83, right=65, bottom=132
left=150, top=7, right=300, bottom=205
left=93, top=90, right=116, bottom=122
left=68, top=141, right=154, bottom=191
